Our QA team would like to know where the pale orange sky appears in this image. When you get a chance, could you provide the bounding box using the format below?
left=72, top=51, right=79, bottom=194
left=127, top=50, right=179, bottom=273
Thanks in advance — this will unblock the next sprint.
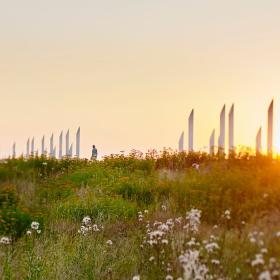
left=1, top=1, right=280, bottom=158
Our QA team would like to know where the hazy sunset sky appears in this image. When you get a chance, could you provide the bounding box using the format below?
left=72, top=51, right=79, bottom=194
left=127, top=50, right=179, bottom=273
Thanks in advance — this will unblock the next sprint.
left=1, top=0, right=280, bottom=158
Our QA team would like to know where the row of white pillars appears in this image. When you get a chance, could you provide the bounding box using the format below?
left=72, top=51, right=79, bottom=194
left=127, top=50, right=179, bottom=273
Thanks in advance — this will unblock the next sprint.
left=12, top=127, right=80, bottom=159
left=179, top=104, right=235, bottom=155
left=179, top=99, right=274, bottom=156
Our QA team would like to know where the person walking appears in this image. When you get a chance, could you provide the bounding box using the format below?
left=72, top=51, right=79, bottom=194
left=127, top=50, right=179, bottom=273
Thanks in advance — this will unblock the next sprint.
left=91, top=145, right=98, bottom=160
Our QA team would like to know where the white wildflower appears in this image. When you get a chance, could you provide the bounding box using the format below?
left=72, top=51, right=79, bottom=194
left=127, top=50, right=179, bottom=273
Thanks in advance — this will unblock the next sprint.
left=31, top=221, right=40, bottom=230
left=106, top=240, right=113, bottom=246
left=166, top=275, right=173, bottom=280
left=259, top=270, right=271, bottom=280
left=0, top=237, right=11, bottom=245
left=251, top=254, right=265, bottom=267
left=82, top=216, right=91, bottom=226
left=132, top=275, right=140, bottom=280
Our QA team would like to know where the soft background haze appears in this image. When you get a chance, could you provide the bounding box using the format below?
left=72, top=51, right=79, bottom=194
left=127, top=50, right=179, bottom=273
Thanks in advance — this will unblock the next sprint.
left=1, top=0, right=280, bottom=158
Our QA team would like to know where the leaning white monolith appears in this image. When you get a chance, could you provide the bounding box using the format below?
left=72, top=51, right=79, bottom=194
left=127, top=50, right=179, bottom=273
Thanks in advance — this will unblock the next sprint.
left=178, top=131, right=184, bottom=152
left=229, top=104, right=234, bottom=153
left=12, top=142, right=16, bottom=158
left=256, top=127, right=262, bottom=154
left=26, top=138, right=30, bottom=158
left=66, top=130, right=70, bottom=157
left=31, top=137, right=35, bottom=156
left=209, top=129, right=215, bottom=155
left=59, top=131, right=63, bottom=159
left=50, top=133, right=54, bottom=157
left=76, top=127, right=80, bottom=158
left=41, top=136, right=45, bottom=156
left=188, top=109, right=194, bottom=152
left=69, top=144, right=73, bottom=158
left=267, top=100, right=273, bottom=155
left=218, top=105, right=226, bottom=154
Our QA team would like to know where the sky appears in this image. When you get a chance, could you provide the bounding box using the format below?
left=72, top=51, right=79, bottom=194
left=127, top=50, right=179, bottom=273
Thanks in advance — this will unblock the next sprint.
left=1, top=0, right=280, bottom=158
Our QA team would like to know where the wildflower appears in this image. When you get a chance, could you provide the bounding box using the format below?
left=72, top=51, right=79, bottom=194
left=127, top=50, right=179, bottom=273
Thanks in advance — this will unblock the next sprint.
left=211, top=259, right=220, bottom=265
left=259, top=270, right=271, bottom=280
left=205, top=242, right=219, bottom=253
left=92, top=224, right=100, bottom=232
left=185, top=208, right=201, bottom=234
left=224, top=210, right=231, bottom=220
left=132, top=275, right=140, bottom=280
left=31, top=221, right=40, bottom=230
left=42, top=162, right=47, bottom=166
left=82, top=216, right=91, bottom=226
left=241, top=221, right=246, bottom=225
left=144, top=210, right=149, bottom=214
left=26, top=230, right=32, bottom=236
left=0, top=237, right=11, bottom=245
left=192, top=163, right=200, bottom=170
left=162, top=239, right=169, bottom=245
left=166, top=275, right=173, bottom=280
left=213, top=225, right=218, bottom=229
left=162, top=205, right=167, bottom=211
left=251, top=254, right=264, bottom=267
left=106, top=240, right=113, bottom=246
left=261, top=248, right=268, bottom=254
left=149, top=256, right=155, bottom=262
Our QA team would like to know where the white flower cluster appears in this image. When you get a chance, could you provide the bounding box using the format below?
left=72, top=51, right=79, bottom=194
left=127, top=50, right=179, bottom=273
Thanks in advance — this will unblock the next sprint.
left=179, top=249, right=209, bottom=280
left=0, top=236, right=11, bottom=245
left=27, top=221, right=41, bottom=236
left=223, top=209, right=231, bottom=220
left=184, top=208, right=201, bottom=234
left=78, top=216, right=102, bottom=236
left=249, top=230, right=280, bottom=279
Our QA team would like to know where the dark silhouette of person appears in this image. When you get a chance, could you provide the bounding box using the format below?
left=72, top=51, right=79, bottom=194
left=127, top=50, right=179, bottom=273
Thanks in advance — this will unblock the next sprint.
left=91, top=145, right=97, bottom=160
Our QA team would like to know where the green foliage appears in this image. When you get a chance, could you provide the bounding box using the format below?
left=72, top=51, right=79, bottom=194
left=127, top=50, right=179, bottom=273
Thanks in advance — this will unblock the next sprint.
left=0, top=185, right=32, bottom=238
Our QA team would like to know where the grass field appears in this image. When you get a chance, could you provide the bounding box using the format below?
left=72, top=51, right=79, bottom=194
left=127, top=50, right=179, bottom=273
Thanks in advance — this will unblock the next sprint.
left=1, top=151, right=280, bottom=279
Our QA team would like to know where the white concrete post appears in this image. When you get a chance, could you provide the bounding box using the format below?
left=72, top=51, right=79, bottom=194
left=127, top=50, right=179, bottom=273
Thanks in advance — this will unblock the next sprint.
left=178, top=131, right=184, bottom=152
left=12, top=142, right=16, bottom=158
left=31, top=137, right=35, bottom=156
left=267, top=100, right=273, bottom=155
left=256, top=127, right=262, bottom=154
left=76, top=127, right=80, bottom=158
left=188, top=109, right=194, bottom=152
left=59, top=131, right=63, bottom=159
left=218, top=105, right=226, bottom=154
left=26, top=138, right=30, bottom=158
left=66, top=129, right=70, bottom=157
left=209, top=129, right=215, bottom=155
left=41, top=136, right=45, bottom=156
left=50, top=133, right=54, bottom=157
left=229, top=104, right=234, bottom=153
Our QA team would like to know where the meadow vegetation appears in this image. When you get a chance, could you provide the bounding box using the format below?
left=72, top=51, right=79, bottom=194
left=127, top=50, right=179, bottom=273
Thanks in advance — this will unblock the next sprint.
left=1, top=150, right=280, bottom=279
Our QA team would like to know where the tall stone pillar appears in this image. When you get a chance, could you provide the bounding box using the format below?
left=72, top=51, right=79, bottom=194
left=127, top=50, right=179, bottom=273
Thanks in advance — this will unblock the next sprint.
left=59, top=131, right=63, bottom=159
left=218, top=105, right=226, bottom=154
left=26, top=138, right=30, bottom=158
left=50, top=133, right=54, bottom=158
left=267, top=100, right=273, bottom=155
left=188, top=109, right=194, bottom=152
left=66, top=130, right=70, bottom=157
left=209, top=129, right=215, bottom=155
left=76, top=127, right=80, bottom=158
left=31, top=137, right=35, bottom=156
left=228, top=104, right=234, bottom=153
left=41, top=136, right=45, bottom=156
left=256, top=127, right=262, bottom=154
left=12, top=142, right=16, bottom=158
left=178, top=131, right=184, bottom=152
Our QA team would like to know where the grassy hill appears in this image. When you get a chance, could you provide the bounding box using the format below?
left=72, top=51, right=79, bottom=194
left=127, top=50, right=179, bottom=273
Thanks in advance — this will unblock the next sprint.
left=1, top=151, right=280, bottom=279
